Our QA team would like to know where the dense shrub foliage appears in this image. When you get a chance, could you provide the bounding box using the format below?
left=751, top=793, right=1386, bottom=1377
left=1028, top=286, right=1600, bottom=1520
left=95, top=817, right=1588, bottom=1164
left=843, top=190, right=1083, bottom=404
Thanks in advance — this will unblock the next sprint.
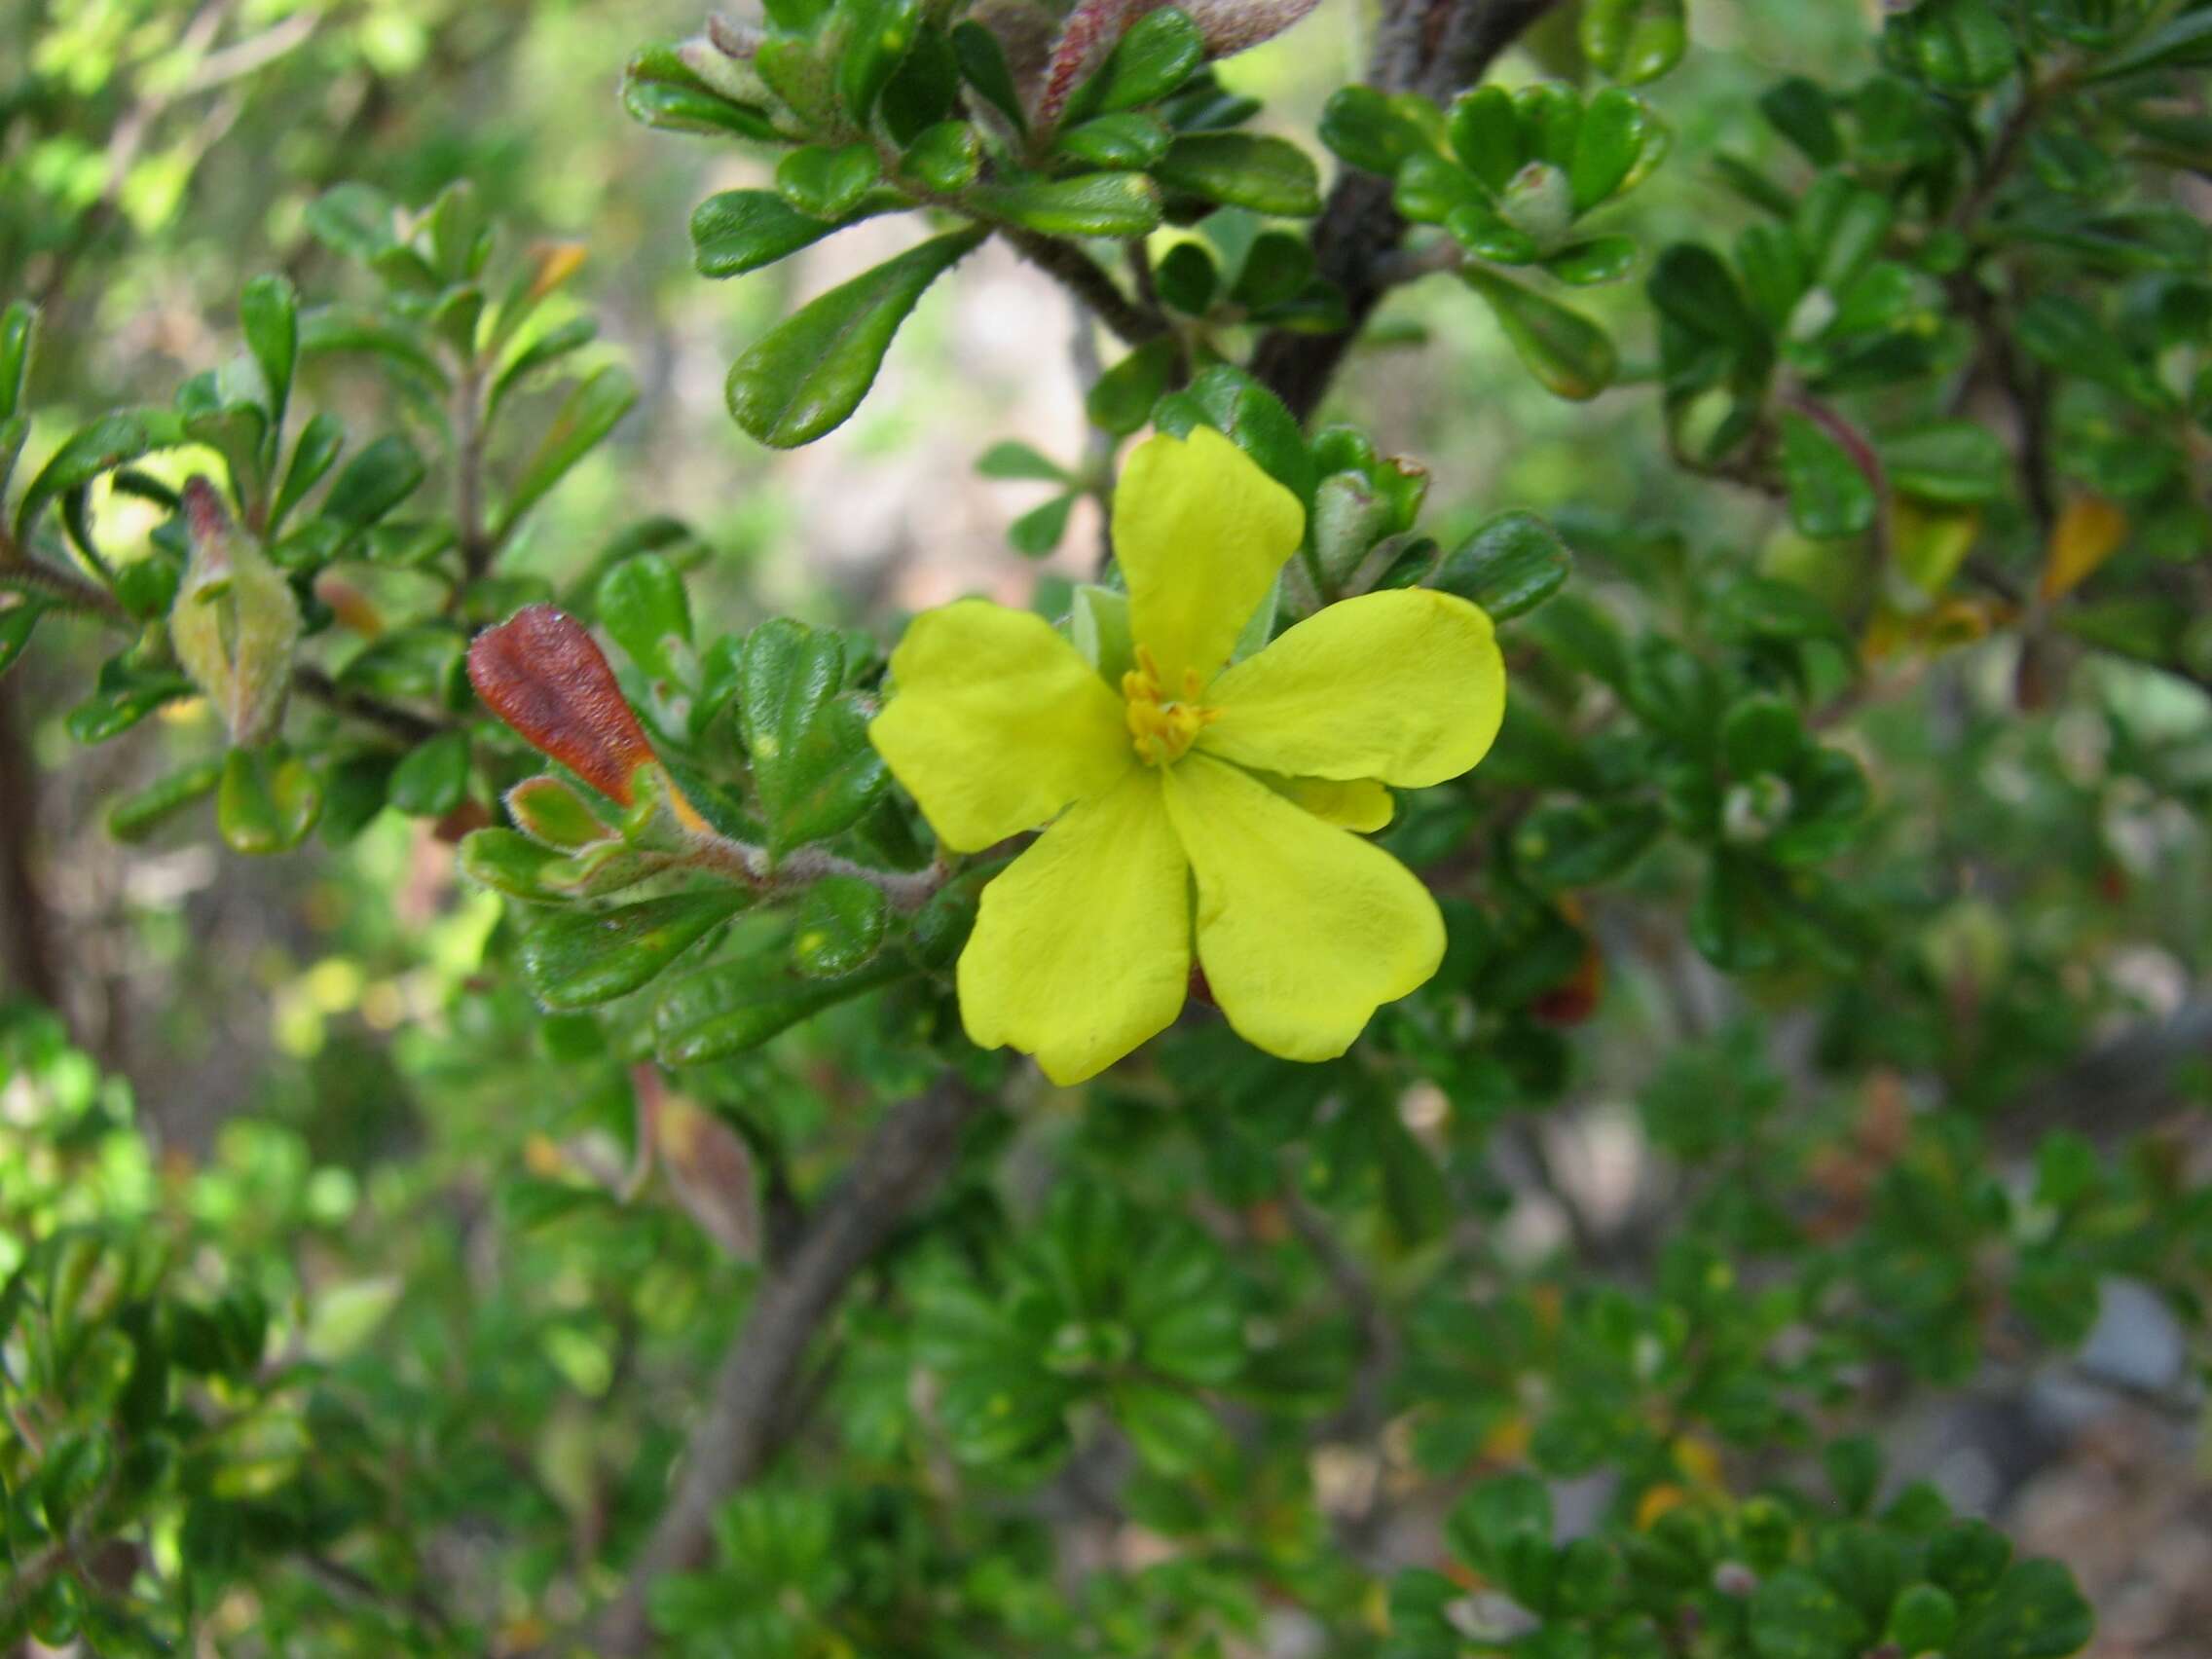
left=4, top=0, right=2210, bottom=1652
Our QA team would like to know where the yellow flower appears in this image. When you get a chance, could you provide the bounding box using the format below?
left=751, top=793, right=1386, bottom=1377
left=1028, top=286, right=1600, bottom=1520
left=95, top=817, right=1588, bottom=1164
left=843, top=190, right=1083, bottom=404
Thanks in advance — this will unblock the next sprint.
left=870, top=425, right=1506, bottom=1085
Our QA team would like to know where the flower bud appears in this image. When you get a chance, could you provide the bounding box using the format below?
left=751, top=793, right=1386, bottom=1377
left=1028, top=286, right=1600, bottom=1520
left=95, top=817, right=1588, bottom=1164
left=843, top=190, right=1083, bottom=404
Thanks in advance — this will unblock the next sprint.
left=168, top=476, right=300, bottom=746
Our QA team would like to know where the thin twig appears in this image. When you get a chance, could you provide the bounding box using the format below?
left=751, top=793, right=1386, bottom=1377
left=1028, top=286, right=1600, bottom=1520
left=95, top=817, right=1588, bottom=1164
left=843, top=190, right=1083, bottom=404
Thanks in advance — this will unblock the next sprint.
left=589, top=1073, right=985, bottom=1655
left=998, top=227, right=1166, bottom=349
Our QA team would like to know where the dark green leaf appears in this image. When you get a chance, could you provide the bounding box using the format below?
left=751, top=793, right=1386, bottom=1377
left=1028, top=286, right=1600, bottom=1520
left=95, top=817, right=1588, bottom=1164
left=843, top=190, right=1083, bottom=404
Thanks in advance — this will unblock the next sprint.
left=1462, top=269, right=1617, bottom=400
left=726, top=229, right=986, bottom=448
left=15, top=409, right=188, bottom=541
left=499, top=365, right=638, bottom=535
left=1433, top=511, right=1572, bottom=618
left=387, top=729, right=472, bottom=817
left=1153, top=132, right=1322, bottom=217
left=599, top=553, right=693, bottom=682
left=216, top=749, right=323, bottom=856
left=737, top=618, right=890, bottom=855
left=971, top=172, right=1163, bottom=237
left=519, top=891, right=752, bottom=1010
left=655, top=952, right=906, bottom=1063
left=239, top=275, right=298, bottom=442
left=1779, top=412, right=1877, bottom=538
left=792, top=875, right=889, bottom=976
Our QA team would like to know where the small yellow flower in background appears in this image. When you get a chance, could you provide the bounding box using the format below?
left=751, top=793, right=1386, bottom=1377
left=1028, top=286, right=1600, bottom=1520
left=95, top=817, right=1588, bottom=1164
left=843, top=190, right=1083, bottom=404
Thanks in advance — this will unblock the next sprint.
left=869, top=425, right=1506, bottom=1085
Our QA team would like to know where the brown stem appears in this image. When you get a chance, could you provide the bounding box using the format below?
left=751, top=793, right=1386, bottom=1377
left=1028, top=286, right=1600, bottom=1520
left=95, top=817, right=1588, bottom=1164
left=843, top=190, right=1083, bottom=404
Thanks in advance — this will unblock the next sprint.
left=0, top=675, right=66, bottom=1014
left=590, top=1073, right=985, bottom=1655
left=999, top=227, right=1166, bottom=349
left=1249, top=0, right=1566, bottom=423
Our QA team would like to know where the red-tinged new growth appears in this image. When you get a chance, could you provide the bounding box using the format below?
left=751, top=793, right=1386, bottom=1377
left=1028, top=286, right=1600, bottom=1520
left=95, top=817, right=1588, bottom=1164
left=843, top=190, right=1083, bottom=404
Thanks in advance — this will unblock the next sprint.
left=467, top=604, right=659, bottom=804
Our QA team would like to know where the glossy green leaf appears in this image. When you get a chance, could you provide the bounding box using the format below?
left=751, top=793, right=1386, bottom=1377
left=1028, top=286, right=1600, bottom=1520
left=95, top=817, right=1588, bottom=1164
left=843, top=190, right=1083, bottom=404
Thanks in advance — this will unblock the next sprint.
left=238, top=276, right=297, bottom=444
left=598, top=553, right=693, bottom=684
left=1088, top=334, right=1180, bottom=437
left=1580, top=0, right=1687, bottom=85
left=1896, top=0, right=2016, bottom=90
left=775, top=143, right=882, bottom=221
left=903, top=121, right=982, bottom=191
left=1950, top=1560, right=2094, bottom=1659
left=269, top=412, right=344, bottom=536
left=1009, top=493, right=1077, bottom=556
left=298, top=306, right=452, bottom=392
left=0, top=301, right=36, bottom=424
left=694, top=192, right=866, bottom=280
left=105, top=758, right=223, bottom=843
left=1152, top=132, right=1321, bottom=217
left=1085, top=8, right=1204, bottom=117
left=1056, top=111, right=1172, bottom=169
left=319, top=433, right=426, bottom=535
left=1569, top=89, right=1652, bottom=212
left=971, top=173, right=1163, bottom=237
left=1318, top=86, right=1434, bottom=174
left=216, top=749, right=323, bottom=857
left=791, top=875, right=889, bottom=977
left=726, top=229, right=986, bottom=448
left=834, top=0, right=923, bottom=122
left=1433, top=511, right=1572, bottom=618
left=1462, top=269, right=1617, bottom=400
left=1880, top=421, right=2008, bottom=504
left=737, top=619, right=889, bottom=856
left=654, top=952, right=907, bottom=1064
left=519, top=890, right=752, bottom=1010
left=950, top=19, right=1027, bottom=132
left=1779, top=413, right=1877, bottom=538
left=621, top=45, right=781, bottom=138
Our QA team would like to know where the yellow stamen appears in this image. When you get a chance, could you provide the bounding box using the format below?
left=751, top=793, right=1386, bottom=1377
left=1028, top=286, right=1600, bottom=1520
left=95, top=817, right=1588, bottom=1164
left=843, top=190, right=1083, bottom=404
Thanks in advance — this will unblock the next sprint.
left=1121, top=644, right=1217, bottom=766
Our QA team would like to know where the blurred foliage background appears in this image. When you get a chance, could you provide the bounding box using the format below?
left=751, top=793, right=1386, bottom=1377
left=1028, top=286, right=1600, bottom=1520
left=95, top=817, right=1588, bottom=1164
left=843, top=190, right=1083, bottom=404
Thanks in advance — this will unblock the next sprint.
left=4, top=0, right=2210, bottom=1653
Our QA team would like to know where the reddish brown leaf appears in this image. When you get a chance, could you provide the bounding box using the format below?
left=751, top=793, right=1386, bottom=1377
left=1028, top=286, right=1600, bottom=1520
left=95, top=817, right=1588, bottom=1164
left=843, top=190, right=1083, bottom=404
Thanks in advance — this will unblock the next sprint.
left=467, top=604, right=657, bottom=803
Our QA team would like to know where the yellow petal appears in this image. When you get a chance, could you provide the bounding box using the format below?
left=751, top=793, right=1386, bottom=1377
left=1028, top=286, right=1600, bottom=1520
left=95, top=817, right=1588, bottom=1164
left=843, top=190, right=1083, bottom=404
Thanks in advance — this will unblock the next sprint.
left=959, top=768, right=1190, bottom=1086
left=1162, top=755, right=1443, bottom=1063
left=870, top=599, right=1130, bottom=853
left=1198, top=589, right=1504, bottom=788
left=1114, top=424, right=1305, bottom=689
left=1268, top=774, right=1394, bottom=832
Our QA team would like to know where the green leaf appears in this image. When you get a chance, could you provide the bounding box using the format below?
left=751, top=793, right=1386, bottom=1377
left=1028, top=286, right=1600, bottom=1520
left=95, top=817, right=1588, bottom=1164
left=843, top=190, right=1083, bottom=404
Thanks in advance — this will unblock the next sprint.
left=1749, top=1566, right=1869, bottom=1659
left=1433, top=511, right=1572, bottom=618
left=834, top=0, right=924, bottom=122
left=387, top=729, right=472, bottom=817
left=15, top=409, right=188, bottom=541
left=1545, top=235, right=1639, bottom=285
left=1760, top=77, right=1841, bottom=166
left=1114, top=1382, right=1225, bottom=1477
left=737, top=619, right=890, bottom=855
left=971, top=172, right=1163, bottom=237
left=655, top=952, right=906, bottom=1063
left=105, top=758, right=223, bottom=842
left=0, top=300, right=37, bottom=424
left=499, top=365, right=638, bottom=536
left=1880, top=420, right=2008, bottom=504
left=1462, top=269, right=1617, bottom=400
left=1896, top=0, right=2016, bottom=90
left=692, top=190, right=878, bottom=279
left=792, top=875, right=889, bottom=977
left=1888, top=1584, right=1959, bottom=1654
left=1950, top=1561, right=2093, bottom=1659
left=1056, top=111, right=1172, bottom=169
left=1449, top=86, right=1522, bottom=191
left=302, top=183, right=398, bottom=262
left=599, top=553, right=693, bottom=683
left=976, top=440, right=1070, bottom=482
left=950, top=19, right=1027, bottom=132
left=1569, top=89, right=1654, bottom=211
left=459, top=828, right=569, bottom=902
left=0, top=600, right=48, bottom=679
left=1512, top=798, right=1662, bottom=890
left=519, top=891, right=752, bottom=1010
left=319, top=433, right=426, bottom=533
left=1779, top=413, right=1877, bottom=538
left=775, top=143, right=883, bottom=221
left=1088, top=334, right=1180, bottom=437
left=621, top=45, right=781, bottom=138
left=487, top=317, right=600, bottom=420
left=1580, top=0, right=1687, bottom=85
left=1318, top=86, right=1435, bottom=174
left=299, top=306, right=452, bottom=392
left=270, top=412, right=345, bottom=535
left=903, top=121, right=982, bottom=191
left=1447, top=1475, right=1553, bottom=1575
left=216, top=749, right=323, bottom=856
left=1152, top=132, right=1322, bottom=216
left=726, top=229, right=986, bottom=448
left=64, top=670, right=195, bottom=744
left=507, top=775, right=610, bottom=849
left=239, top=276, right=298, bottom=443
left=2088, top=8, right=2212, bottom=80
left=1084, top=7, right=1204, bottom=117
left=1009, top=493, right=1078, bottom=556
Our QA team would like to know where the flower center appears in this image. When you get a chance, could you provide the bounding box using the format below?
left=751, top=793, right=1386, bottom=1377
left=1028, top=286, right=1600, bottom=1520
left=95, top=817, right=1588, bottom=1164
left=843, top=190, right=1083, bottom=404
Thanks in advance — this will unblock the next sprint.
left=1122, top=645, right=1217, bottom=766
